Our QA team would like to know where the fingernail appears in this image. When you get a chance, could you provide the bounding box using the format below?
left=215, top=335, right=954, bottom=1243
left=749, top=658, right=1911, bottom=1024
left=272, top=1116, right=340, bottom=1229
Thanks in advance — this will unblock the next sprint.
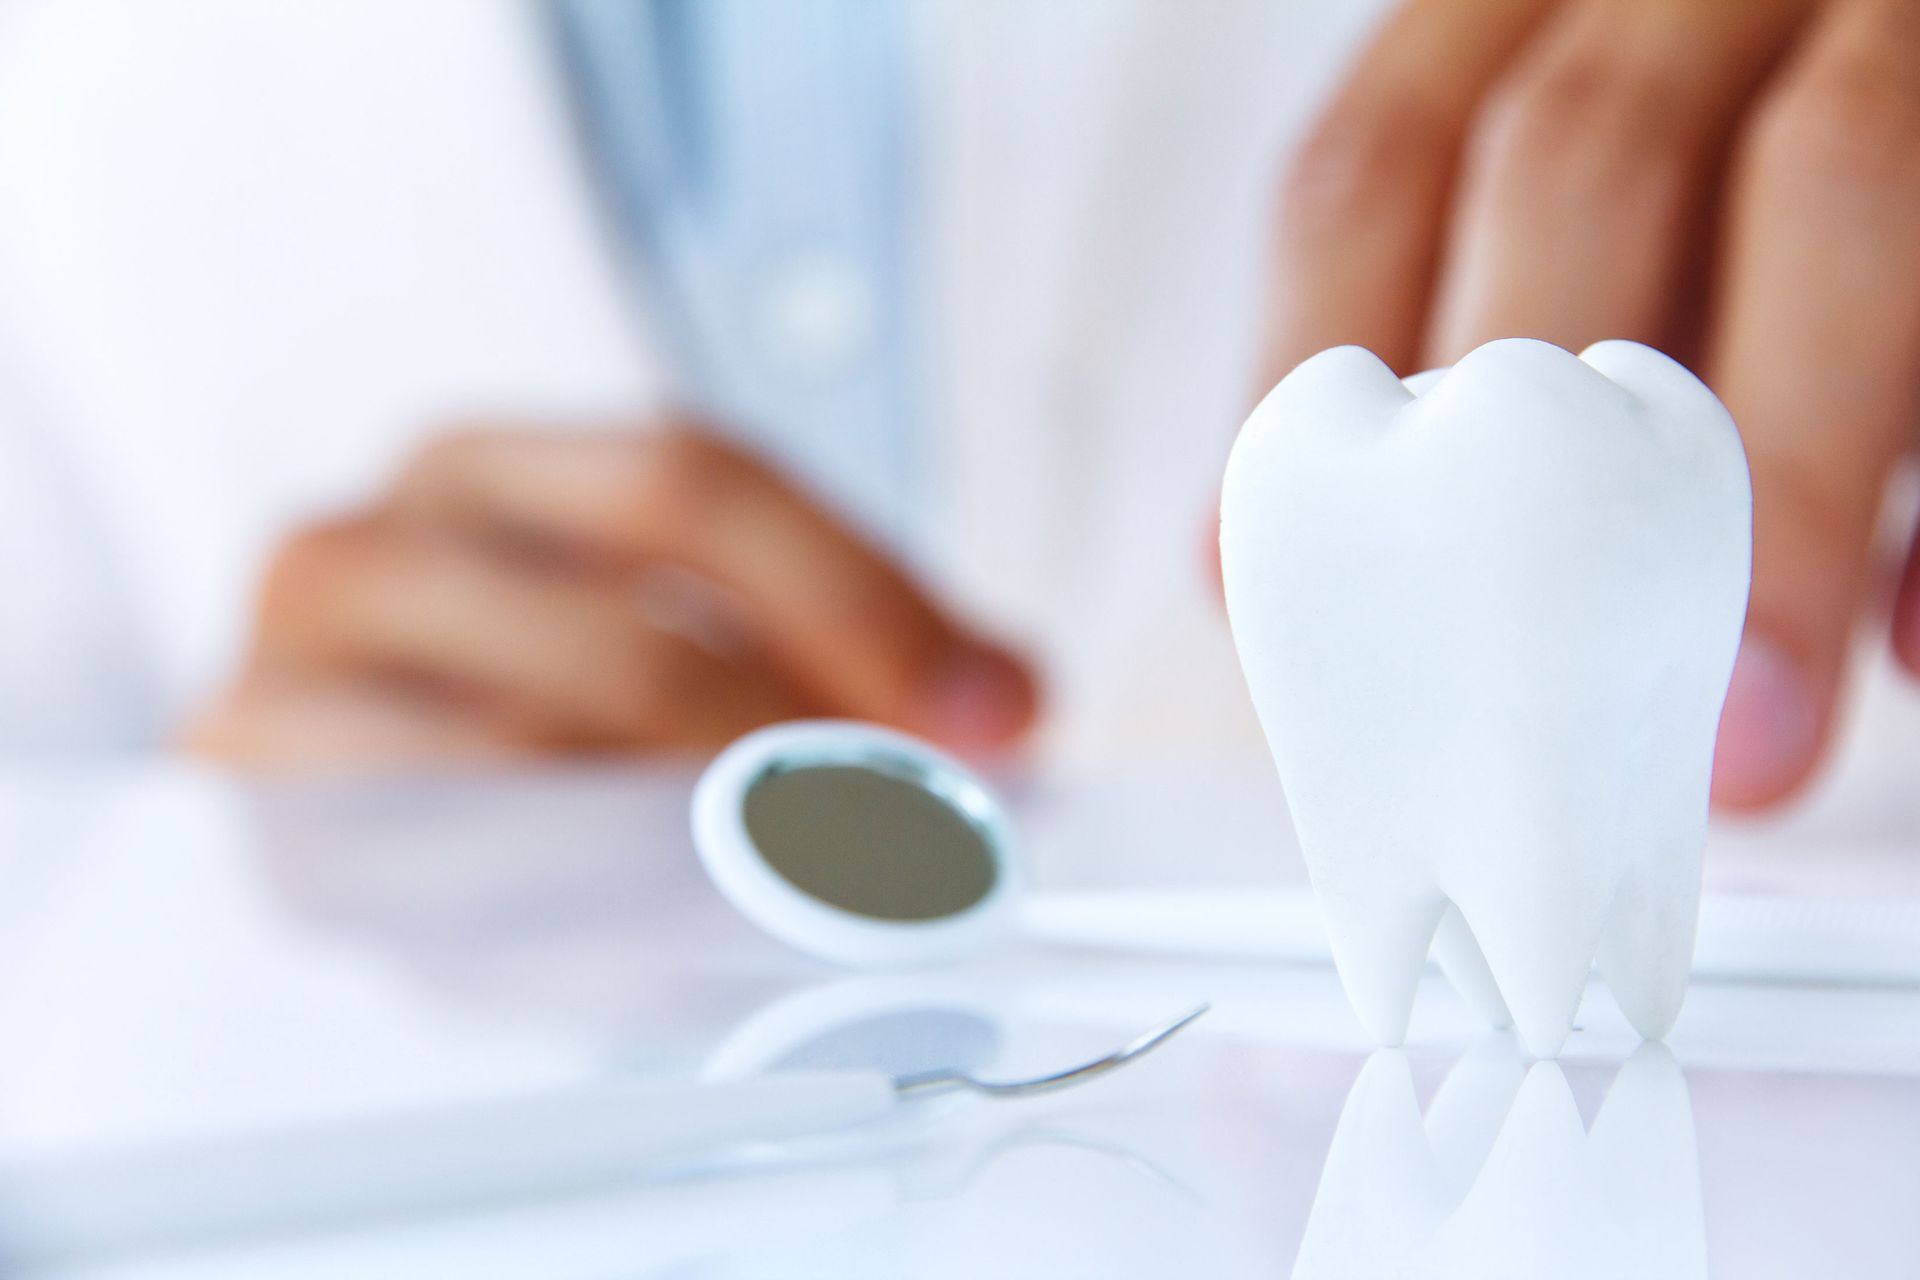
left=917, top=646, right=1036, bottom=749
left=1712, top=633, right=1820, bottom=808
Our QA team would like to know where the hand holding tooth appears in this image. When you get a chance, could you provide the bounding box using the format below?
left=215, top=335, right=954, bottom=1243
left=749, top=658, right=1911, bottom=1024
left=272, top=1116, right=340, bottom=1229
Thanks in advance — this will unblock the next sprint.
left=1267, top=0, right=1920, bottom=811
left=1222, top=339, right=1751, bottom=1058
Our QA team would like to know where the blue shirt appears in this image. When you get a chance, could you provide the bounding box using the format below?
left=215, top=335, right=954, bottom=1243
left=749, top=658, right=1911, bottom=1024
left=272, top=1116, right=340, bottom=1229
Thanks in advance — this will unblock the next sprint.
left=550, top=0, right=924, bottom=550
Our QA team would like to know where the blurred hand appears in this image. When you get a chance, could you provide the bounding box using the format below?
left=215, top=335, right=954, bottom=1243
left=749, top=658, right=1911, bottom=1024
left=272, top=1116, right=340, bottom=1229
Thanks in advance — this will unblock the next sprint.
left=185, top=424, right=1037, bottom=767
left=1264, top=0, right=1920, bottom=811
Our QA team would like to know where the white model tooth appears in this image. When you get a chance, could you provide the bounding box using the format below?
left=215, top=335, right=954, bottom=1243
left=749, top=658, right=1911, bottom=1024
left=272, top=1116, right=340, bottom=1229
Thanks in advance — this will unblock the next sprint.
left=1316, top=888, right=1446, bottom=1047
left=1430, top=904, right=1512, bottom=1030
left=1448, top=866, right=1616, bottom=1060
left=1595, top=840, right=1702, bottom=1043
left=1222, top=338, right=1751, bottom=1057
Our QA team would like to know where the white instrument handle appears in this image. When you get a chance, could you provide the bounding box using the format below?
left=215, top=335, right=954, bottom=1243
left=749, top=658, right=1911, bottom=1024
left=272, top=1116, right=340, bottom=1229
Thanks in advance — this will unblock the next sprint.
left=0, top=1071, right=897, bottom=1262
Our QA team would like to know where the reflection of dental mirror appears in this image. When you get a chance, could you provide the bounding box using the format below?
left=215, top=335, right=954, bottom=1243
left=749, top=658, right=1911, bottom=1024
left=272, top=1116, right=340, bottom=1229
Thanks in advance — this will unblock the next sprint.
left=693, top=721, right=1021, bottom=966
left=766, top=1007, right=1003, bottom=1079
left=704, top=975, right=1012, bottom=1084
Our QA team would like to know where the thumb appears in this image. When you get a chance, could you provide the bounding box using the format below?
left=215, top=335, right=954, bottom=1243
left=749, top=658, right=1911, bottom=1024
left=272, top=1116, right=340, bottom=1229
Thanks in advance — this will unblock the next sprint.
left=1703, top=25, right=1920, bottom=812
left=1711, top=460, right=1884, bottom=812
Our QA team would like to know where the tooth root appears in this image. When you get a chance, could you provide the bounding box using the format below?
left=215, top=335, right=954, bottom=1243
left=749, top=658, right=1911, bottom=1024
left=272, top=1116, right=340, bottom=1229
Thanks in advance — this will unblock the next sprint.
left=1431, top=905, right=1512, bottom=1030
left=1318, top=889, right=1446, bottom=1047
left=1452, top=877, right=1610, bottom=1059
left=1597, top=847, right=1702, bottom=1042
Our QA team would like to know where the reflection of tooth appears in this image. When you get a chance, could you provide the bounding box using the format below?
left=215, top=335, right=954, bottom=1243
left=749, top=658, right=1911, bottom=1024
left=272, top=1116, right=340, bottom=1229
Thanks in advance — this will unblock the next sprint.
left=1422, top=1042, right=1523, bottom=1184
left=1221, top=339, right=1750, bottom=1057
left=1295, top=1045, right=1706, bottom=1280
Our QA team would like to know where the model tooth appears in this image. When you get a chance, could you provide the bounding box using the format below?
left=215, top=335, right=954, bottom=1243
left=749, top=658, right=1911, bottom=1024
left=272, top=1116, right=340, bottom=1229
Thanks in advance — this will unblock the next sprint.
left=1314, top=888, right=1447, bottom=1047
left=1449, top=869, right=1617, bottom=1059
left=1596, top=849, right=1703, bottom=1042
left=1223, top=338, right=1750, bottom=1057
left=1430, top=905, right=1512, bottom=1031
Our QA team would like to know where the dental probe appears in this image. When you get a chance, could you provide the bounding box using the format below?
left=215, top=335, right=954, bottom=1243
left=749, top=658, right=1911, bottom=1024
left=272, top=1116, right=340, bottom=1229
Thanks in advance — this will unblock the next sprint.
left=0, top=1006, right=1209, bottom=1264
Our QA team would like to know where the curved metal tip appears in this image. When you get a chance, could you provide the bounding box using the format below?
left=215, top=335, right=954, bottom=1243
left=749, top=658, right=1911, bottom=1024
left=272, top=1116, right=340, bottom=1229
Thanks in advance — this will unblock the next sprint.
left=1119, top=1003, right=1211, bottom=1061
left=896, top=1003, right=1211, bottom=1101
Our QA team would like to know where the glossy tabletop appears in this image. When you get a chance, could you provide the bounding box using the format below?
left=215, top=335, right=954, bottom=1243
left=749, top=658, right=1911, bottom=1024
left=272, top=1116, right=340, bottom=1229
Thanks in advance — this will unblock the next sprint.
left=0, top=764, right=1915, bottom=1278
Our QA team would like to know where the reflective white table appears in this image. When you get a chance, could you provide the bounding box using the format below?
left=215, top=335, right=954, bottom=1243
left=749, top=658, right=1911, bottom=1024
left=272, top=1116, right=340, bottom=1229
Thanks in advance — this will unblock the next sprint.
left=0, top=764, right=1915, bottom=1278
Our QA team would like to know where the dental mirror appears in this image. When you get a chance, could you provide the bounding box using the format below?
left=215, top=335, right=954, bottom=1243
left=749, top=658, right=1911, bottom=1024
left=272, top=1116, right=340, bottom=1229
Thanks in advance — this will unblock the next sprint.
left=692, top=721, right=1022, bottom=966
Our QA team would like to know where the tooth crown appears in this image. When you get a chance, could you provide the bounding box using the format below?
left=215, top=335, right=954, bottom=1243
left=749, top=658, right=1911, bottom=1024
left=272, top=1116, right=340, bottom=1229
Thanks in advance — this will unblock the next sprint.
left=1222, top=339, right=1752, bottom=1057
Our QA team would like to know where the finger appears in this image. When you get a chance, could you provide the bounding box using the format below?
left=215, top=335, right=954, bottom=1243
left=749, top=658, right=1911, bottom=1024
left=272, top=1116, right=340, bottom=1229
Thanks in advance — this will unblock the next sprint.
left=1704, top=0, right=1920, bottom=810
left=181, top=673, right=542, bottom=770
left=1891, top=513, right=1920, bottom=677
left=1422, top=0, right=1812, bottom=365
left=255, top=517, right=810, bottom=751
left=388, top=426, right=1037, bottom=748
left=1266, top=0, right=1553, bottom=381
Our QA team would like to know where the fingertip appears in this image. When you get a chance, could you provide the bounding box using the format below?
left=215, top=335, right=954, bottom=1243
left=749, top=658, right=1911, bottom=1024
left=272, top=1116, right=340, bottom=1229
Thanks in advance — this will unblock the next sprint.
left=1896, top=620, right=1920, bottom=684
left=913, top=643, right=1040, bottom=752
left=1710, top=631, right=1825, bottom=812
left=1890, top=535, right=1920, bottom=681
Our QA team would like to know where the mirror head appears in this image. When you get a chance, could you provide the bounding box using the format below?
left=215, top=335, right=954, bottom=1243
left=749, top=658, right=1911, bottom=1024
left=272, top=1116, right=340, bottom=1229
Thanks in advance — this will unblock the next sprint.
left=693, top=721, right=1021, bottom=966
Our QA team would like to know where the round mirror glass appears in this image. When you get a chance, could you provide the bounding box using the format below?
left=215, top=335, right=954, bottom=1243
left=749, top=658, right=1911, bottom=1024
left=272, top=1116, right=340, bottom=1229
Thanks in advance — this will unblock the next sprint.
left=742, top=762, right=998, bottom=922
left=692, top=721, right=1020, bottom=966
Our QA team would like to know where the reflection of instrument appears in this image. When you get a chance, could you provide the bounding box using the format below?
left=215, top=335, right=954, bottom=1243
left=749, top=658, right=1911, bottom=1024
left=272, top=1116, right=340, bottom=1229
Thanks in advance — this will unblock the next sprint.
left=1295, top=1045, right=1707, bottom=1280
left=895, top=1005, right=1204, bottom=1100
left=0, top=1008, right=1204, bottom=1265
